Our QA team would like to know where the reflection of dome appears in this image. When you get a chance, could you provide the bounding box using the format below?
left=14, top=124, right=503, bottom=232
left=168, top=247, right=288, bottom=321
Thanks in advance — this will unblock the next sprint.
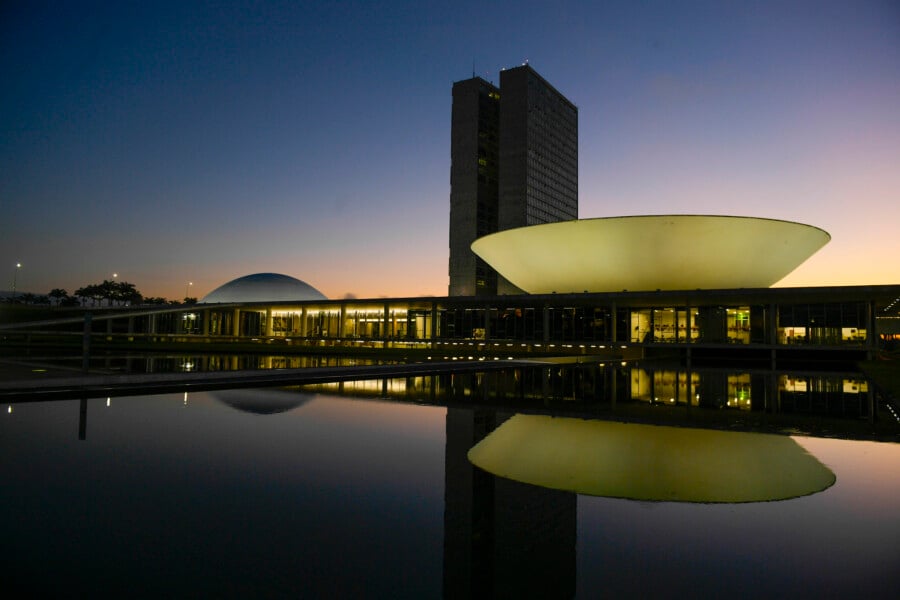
left=200, top=273, right=327, bottom=303
left=209, top=388, right=314, bottom=415
left=471, top=215, right=830, bottom=293
left=468, top=415, right=835, bottom=503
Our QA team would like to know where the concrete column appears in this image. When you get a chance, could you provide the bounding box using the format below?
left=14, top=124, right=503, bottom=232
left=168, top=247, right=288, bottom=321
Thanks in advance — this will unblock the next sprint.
left=233, top=309, right=241, bottom=337
left=867, top=300, right=876, bottom=359
left=542, top=305, right=550, bottom=343
left=483, top=306, right=491, bottom=340
left=431, top=302, right=438, bottom=343
left=610, top=302, right=617, bottom=343
left=769, top=303, right=779, bottom=370
left=384, top=303, right=390, bottom=341
left=202, top=310, right=210, bottom=336
left=768, top=304, right=778, bottom=346
left=301, top=307, right=308, bottom=337
left=265, top=307, right=273, bottom=337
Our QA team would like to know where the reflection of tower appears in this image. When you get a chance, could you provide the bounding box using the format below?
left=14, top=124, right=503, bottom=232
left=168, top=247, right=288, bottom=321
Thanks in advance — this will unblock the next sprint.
left=443, top=408, right=576, bottom=598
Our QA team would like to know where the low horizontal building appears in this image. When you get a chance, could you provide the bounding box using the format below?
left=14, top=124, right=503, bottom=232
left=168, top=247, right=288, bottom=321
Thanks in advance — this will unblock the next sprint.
left=76, top=283, right=900, bottom=364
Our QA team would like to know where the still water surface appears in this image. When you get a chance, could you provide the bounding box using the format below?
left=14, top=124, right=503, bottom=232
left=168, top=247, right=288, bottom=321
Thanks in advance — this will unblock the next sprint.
left=2, top=381, right=899, bottom=597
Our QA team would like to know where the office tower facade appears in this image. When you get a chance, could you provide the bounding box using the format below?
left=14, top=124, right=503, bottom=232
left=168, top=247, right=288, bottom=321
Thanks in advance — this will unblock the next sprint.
left=449, top=77, right=501, bottom=297
left=449, top=65, right=578, bottom=296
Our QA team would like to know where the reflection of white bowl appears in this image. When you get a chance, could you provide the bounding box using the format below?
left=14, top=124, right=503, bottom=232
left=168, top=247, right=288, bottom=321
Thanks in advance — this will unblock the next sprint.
left=468, top=415, right=835, bottom=502
left=471, top=215, right=830, bottom=293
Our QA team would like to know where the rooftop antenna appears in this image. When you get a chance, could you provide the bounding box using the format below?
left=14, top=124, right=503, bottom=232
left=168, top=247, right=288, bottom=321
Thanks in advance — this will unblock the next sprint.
left=472, top=58, right=476, bottom=78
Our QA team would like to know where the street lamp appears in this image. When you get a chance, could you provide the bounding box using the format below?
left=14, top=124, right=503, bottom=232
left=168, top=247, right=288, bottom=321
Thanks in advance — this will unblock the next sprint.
left=12, top=262, right=21, bottom=300
left=185, top=281, right=193, bottom=301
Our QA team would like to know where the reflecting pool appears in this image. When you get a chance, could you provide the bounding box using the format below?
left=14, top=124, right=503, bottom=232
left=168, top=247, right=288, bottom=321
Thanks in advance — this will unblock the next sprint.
left=2, top=380, right=899, bottom=597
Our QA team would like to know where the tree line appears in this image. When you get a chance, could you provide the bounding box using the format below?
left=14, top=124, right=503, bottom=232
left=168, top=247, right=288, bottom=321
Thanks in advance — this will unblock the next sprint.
left=5, top=279, right=197, bottom=307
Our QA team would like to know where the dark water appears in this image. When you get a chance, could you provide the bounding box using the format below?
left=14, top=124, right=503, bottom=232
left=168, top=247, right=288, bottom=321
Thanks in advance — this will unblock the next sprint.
left=2, top=376, right=899, bottom=598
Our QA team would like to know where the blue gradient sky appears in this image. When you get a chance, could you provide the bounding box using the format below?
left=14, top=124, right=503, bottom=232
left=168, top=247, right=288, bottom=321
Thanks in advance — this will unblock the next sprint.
left=2, top=1, right=898, bottom=300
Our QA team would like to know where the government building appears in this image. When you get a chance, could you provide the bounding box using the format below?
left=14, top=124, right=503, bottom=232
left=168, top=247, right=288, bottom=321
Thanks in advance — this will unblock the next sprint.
left=449, top=65, right=578, bottom=296
left=5, top=67, right=899, bottom=368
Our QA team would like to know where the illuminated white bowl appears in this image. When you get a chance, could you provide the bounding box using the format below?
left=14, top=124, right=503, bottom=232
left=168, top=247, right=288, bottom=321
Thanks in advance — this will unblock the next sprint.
left=470, top=215, right=830, bottom=293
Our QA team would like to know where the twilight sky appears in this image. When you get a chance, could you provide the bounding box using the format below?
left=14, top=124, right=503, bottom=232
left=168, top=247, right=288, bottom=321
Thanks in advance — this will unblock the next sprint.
left=2, top=0, right=898, bottom=300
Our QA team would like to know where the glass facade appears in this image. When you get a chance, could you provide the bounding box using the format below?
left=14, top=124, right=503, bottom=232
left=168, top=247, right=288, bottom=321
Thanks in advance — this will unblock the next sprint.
left=60, top=286, right=896, bottom=356
left=133, top=298, right=874, bottom=350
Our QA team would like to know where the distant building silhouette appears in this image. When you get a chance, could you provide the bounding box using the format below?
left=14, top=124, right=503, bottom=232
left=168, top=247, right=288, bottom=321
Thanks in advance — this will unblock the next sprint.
left=449, top=65, right=578, bottom=296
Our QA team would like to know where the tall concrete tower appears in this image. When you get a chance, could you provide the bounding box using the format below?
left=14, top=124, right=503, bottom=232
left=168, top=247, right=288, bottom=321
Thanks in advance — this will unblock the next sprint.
left=448, top=77, right=501, bottom=297
left=449, top=65, right=577, bottom=296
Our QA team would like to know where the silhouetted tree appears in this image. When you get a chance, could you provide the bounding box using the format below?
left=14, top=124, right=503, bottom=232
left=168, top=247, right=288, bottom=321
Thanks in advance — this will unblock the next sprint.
left=49, top=288, right=68, bottom=307
left=98, top=280, right=118, bottom=306
left=113, top=281, right=141, bottom=305
left=74, top=280, right=144, bottom=306
left=75, top=285, right=101, bottom=307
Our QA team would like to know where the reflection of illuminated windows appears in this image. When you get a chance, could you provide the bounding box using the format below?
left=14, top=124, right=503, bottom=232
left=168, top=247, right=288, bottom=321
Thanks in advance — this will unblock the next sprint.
left=782, top=376, right=807, bottom=392
left=726, top=374, right=752, bottom=410
left=630, top=369, right=700, bottom=405
left=842, top=379, right=868, bottom=393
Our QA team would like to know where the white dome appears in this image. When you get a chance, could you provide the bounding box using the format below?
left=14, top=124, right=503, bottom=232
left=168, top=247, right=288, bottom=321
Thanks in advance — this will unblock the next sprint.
left=200, top=273, right=327, bottom=303
left=471, top=215, right=830, bottom=293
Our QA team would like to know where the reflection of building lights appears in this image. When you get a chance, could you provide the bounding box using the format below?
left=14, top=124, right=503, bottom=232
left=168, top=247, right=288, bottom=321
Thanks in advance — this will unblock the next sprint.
left=183, top=392, right=188, bottom=405
left=7, top=406, right=11, bottom=414
left=106, top=398, right=111, bottom=407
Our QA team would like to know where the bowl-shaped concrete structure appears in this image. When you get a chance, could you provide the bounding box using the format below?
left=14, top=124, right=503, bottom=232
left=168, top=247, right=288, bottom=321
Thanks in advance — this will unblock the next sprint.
left=471, top=215, right=830, bottom=293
